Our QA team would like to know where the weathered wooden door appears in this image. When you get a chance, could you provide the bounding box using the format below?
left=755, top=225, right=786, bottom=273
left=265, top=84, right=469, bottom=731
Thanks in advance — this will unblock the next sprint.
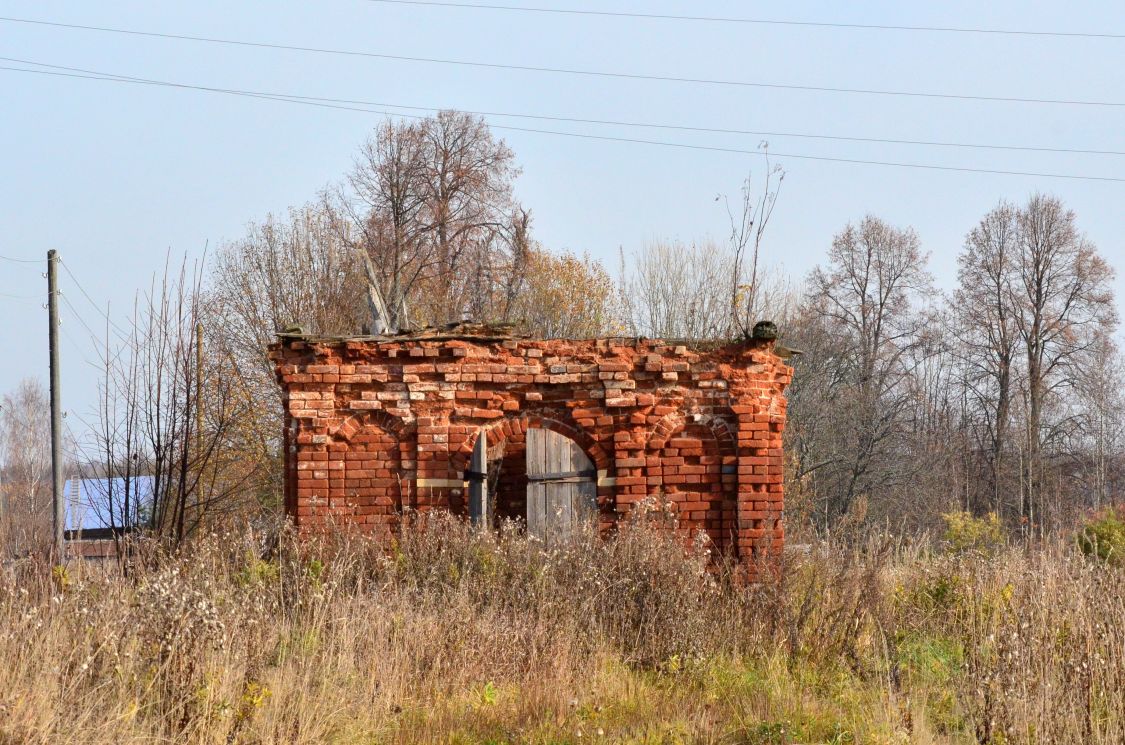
left=467, top=428, right=490, bottom=528
left=525, top=428, right=597, bottom=545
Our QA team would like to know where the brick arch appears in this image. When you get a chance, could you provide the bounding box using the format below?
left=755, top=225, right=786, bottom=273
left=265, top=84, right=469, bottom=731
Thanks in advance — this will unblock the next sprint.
left=450, top=412, right=611, bottom=475
left=646, top=409, right=737, bottom=455
left=317, top=409, right=414, bottom=539
left=644, top=408, right=739, bottom=553
left=329, top=409, right=414, bottom=443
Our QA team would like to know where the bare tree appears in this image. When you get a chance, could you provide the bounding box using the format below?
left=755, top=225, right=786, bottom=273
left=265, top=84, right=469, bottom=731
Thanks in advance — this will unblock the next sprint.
left=623, top=238, right=739, bottom=340
left=1009, top=194, right=1117, bottom=530
left=78, top=256, right=265, bottom=550
left=722, top=162, right=785, bottom=337
left=345, top=119, right=431, bottom=332
left=773, top=196, right=1117, bottom=537
left=210, top=204, right=365, bottom=358
left=899, top=314, right=967, bottom=524
left=0, top=379, right=52, bottom=554
left=1073, top=332, right=1125, bottom=510
left=339, top=112, right=528, bottom=332
left=949, top=195, right=1118, bottom=531
left=207, top=203, right=366, bottom=453
left=794, top=215, right=935, bottom=525
left=622, top=168, right=788, bottom=342
left=955, top=203, right=1020, bottom=513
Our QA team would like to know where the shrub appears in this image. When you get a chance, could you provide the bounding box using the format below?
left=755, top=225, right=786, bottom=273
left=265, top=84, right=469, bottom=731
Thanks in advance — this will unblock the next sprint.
left=942, top=510, right=1005, bottom=554
left=1077, top=506, right=1125, bottom=566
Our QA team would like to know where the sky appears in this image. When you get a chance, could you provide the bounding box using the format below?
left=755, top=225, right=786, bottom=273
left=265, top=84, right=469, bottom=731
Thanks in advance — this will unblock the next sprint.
left=1, top=0, right=1123, bottom=434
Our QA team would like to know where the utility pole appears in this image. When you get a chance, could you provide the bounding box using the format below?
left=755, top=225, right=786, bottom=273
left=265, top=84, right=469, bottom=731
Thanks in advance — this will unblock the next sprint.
left=47, top=250, right=65, bottom=561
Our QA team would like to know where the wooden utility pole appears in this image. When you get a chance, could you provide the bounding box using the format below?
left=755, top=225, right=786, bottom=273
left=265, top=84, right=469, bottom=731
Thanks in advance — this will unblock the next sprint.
left=47, top=250, right=65, bottom=561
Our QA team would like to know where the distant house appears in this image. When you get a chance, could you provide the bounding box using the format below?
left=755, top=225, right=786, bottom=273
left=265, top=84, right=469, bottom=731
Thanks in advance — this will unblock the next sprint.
left=65, top=476, right=154, bottom=560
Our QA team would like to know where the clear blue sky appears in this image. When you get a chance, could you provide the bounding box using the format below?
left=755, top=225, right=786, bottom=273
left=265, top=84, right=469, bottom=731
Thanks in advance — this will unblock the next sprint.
left=1, top=1, right=1123, bottom=432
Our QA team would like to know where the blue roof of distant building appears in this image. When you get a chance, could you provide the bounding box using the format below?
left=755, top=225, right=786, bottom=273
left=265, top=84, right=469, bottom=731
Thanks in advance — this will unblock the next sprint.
left=65, top=476, right=154, bottom=532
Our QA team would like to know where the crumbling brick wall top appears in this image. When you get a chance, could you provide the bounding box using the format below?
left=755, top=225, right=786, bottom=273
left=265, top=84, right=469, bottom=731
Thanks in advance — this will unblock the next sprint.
left=270, top=329, right=792, bottom=567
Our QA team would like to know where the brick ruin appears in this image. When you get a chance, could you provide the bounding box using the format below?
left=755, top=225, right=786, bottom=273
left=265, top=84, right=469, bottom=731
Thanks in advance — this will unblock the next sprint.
left=270, top=325, right=792, bottom=568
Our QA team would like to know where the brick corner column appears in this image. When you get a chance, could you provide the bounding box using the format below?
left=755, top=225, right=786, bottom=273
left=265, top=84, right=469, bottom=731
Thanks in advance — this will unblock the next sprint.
left=731, top=353, right=790, bottom=579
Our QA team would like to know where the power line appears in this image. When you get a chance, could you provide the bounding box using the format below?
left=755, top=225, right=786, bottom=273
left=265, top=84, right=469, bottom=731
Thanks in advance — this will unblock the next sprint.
left=3, top=16, right=1125, bottom=108
left=61, top=414, right=97, bottom=465
left=61, top=415, right=84, bottom=456
left=57, top=258, right=135, bottom=342
left=57, top=311, right=107, bottom=373
left=0, top=253, right=41, bottom=264
left=4, top=54, right=1122, bottom=158
left=4, top=61, right=1124, bottom=184
left=58, top=291, right=134, bottom=371
left=59, top=293, right=110, bottom=351
left=362, top=0, right=1125, bottom=40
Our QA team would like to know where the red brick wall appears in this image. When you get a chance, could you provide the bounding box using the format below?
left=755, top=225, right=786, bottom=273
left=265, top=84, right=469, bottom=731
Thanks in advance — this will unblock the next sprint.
left=270, top=336, right=792, bottom=567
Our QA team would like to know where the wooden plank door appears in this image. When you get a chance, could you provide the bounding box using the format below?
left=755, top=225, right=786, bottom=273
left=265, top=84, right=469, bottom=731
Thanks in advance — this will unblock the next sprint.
left=526, top=428, right=597, bottom=545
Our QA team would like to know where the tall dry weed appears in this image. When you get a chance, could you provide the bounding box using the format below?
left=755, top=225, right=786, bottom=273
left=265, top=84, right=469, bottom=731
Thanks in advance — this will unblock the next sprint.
left=0, top=519, right=1120, bottom=743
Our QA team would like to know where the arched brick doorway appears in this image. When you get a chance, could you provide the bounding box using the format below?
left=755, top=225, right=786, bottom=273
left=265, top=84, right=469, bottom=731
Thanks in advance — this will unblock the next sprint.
left=459, top=417, right=605, bottom=540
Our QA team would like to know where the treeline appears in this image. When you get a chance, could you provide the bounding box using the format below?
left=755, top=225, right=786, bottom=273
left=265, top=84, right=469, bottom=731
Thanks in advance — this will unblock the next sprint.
left=785, top=204, right=1120, bottom=536
left=1, top=112, right=1120, bottom=550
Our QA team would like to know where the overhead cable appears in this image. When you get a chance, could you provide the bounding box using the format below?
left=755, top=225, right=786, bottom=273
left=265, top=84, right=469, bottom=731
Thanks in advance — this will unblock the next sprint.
left=3, top=60, right=1123, bottom=183
left=362, top=0, right=1125, bottom=40
left=2, top=16, right=1124, bottom=107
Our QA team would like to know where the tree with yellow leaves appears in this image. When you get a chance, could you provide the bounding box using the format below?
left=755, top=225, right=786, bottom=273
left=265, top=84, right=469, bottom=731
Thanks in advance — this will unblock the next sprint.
left=511, top=249, right=618, bottom=339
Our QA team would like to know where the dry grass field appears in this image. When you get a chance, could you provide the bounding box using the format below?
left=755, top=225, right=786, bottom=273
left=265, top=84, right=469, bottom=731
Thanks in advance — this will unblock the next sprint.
left=1, top=514, right=1122, bottom=744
